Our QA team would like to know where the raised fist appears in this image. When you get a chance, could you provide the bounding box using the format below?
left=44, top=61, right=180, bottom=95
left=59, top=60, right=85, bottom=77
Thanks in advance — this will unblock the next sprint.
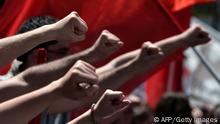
left=91, top=30, right=123, bottom=59
left=52, top=60, right=99, bottom=101
left=92, top=89, right=130, bottom=123
left=136, top=42, right=163, bottom=62
left=181, top=26, right=211, bottom=47
left=50, top=11, right=88, bottom=44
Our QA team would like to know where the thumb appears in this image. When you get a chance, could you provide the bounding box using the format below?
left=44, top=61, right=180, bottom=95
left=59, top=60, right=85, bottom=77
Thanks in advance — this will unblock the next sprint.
left=85, top=84, right=99, bottom=97
left=113, top=100, right=130, bottom=110
left=73, top=16, right=88, bottom=34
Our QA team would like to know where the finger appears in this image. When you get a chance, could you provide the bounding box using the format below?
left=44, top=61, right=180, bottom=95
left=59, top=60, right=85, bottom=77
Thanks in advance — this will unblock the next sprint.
left=200, top=30, right=208, bottom=36
left=106, top=42, right=123, bottom=53
left=198, top=32, right=209, bottom=39
left=72, top=70, right=98, bottom=85
left=142, top=43, right=161, bottom=56
left=73, top=15, right=88, bottom=34
left=80, top=73, right=98, bottom=85
left=72, top=34, right=86, bottom=42
left=73, top=61, right=96, bottom=76
left=77, top=84, right=99, bottom=99
left=85, top=84, right=99, bottom=97
left=200, top=37, right=211, bottom=43
left=193, top=26, right=202, bottom=31
left=78, top=65, right=98, bottom=78
left=145, top=47, right=160, bottom=55
left=69, top=12, right=87, bottom=35
left=105, top=39, right=123, bottom=47
left=74, top=66, right=97, bottom=79
left=75, top=61, right=96, bottom=73
left=113, top=100, right=130, bottom=110
left=102, top=30, right=120, bottom=41
left=112, top=94, right=125, bottom=106
left=78, top=60, right=96, bottom=72
left=105, top=91, right=124, bottom=101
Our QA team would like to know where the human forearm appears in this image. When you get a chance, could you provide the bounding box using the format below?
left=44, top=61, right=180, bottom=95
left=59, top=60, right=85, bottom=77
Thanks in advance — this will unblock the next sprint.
left=0, top=59, right=99, bottom=124
left=20, top=28, right=123, bottom=87
left=0, top=11, right=88, bottom=67
left=97, top=34, right=185, bottom=75
left=0, top=25, right=54, bottom=67
left=67, top=90, right=130, bottom=124
left=0, top=82, right=58, bottom=124
left=45, top=27, right=211, bottom=114
left=0, top=35, right=119, bottom=103
left=97, top=49, right=137, bottom=74
left=98, top=27, right=210, bottom=96
left=20, top=47, right=101, bottom=88
left=45, top=34, right=188, bottom=112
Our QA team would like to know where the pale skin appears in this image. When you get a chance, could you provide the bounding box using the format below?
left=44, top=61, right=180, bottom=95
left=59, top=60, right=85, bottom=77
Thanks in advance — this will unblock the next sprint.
left=46, top=26, right=211, bottom=113
left=0, top=12, right=88, bottom=67
left=67, top=89, right=130, bottom=124
left=0, top=60, right=100, bottom=124
left=0, top=24, right=210, bottom=116
left=0, top=23, right=123, bottom=103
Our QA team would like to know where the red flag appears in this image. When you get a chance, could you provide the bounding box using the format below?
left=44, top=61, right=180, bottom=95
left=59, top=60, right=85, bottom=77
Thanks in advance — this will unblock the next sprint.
left=0, top=0, right=194, bottom=122
left=161, top=0, right=215, bottom=12
left=0, top=0, right=182, bottom=93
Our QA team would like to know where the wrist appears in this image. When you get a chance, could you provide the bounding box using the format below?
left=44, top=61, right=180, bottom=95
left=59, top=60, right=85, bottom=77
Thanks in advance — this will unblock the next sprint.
left=45, top=80, right=63, bottom=100
left=90, top=104, right=103, bottom=124
left=177, top=33, right=192, bottom=48
left=86, top=47, right=102, bottom=62
left=41, top=24, right=58, bottom=42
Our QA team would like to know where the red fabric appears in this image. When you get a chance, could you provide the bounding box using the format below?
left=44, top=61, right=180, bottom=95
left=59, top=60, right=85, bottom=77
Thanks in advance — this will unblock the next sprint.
left=0, top=0, right=192, bottom=123
left=144, top=0, right=191, bottom=109
left=145, top=0, right=211, bottom=109
left=0, top=0, right=181, bottom=90
left=37, top=48, right=48, bottom=64
left=160, top=0, right=215, bottom=12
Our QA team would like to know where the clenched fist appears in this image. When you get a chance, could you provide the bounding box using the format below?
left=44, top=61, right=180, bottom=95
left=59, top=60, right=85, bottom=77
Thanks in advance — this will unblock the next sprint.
left=181, top=26, right=211, bottom=47
left=92, top=89, right=130, bottom=123
left=52, top=60, right=99, bottom=101
left=135, top=42, right=163, bottom=62
left=91, top=30, right=123, bottom=59
left=50, top=11, right=88, bottom=44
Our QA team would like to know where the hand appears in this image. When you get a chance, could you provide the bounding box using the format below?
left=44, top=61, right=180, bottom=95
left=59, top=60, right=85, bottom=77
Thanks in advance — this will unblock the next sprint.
left=50, top=11, right=88, bottom=44
left=181, top=26, right=211, bottom=47
left=91, top=30, right=123, bottom=59
left=52, top=60, right=99, bottom=101
left=93, top=89, right=130, bottom=123
left=135, top=42, right=163, bottom=62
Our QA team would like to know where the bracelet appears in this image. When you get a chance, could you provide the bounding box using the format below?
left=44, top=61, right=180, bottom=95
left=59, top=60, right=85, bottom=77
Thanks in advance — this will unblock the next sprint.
left=90, top=103, right=99, bottom=124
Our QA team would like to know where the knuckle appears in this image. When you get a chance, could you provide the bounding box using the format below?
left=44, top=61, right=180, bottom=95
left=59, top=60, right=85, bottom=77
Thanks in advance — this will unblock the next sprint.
left=144, top=41, right=152, bottom=46
left=102, top=29, right=111, bottom=36
left=149, top=44, right=157, bottom=49
left=73, top=63, right=81, bottom=69
left=71, top=69, right=80, bottom=76
left=71, top=11, right=79, bottom=17
left=105, top=89, right=112, bottom=95
left=76, top=60, right=83, bottom=65
left=101, top=32, right=109, bottom=39
left=91, top=76, right=99, bottom=82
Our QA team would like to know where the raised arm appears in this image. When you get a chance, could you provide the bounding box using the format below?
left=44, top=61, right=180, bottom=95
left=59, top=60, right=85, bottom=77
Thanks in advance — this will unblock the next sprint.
left=34, top=26, right=210, bottom=114
left=0, top=29, right=122, bottom=103
left=0, top=60, right=99, bottom=124
left=67, top=90, right=130, bottom=124
left=0, top=11, right=87, bottom=67
left=98, top=26, right=210, bottom=93
left=46, top=26, right=211, bottom=113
